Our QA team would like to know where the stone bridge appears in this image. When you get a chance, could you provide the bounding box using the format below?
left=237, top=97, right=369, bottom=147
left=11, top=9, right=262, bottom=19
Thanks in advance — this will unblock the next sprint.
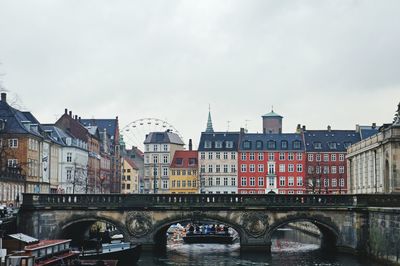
left=19, top=193, right=400, bottom=257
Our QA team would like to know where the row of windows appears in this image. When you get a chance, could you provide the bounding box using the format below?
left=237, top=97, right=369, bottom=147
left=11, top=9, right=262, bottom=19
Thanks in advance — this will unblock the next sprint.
left=145, top=154, right=170, bottom=164
left=239, top=190, right=304, bottom=195
left=206, top=177, right=236, bottom=186
left=200, top=152, right=236, bottom=160
left=171, top=180, right=197, bottom=188
left=312, top=142, right=352, bottom=150
left=240, top=164, right=303, bottom=173
left=171, top=169, right=198, bottom=176
left=308, top=165, right=345, bottom=174
left=28, top=138, right=39, bottom=151
left=308, top=153, right=345, bottom=162
left=204, top=140, right=234, bottom=149
left=241, top=152, right=303, bottom=161
left=308, top=178, right=345, bottom=187
left=242, top=140, right=302, bottom=150
left=278, top=176, right=303, bottom=186
left=145, top=144, right=169, bottom=152
left=0, top=138, right=19, bottom=148
left=200, top=164, right=237, bottom=173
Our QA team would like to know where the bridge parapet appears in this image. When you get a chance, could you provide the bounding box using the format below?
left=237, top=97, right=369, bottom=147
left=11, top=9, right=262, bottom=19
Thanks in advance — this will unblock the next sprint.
left=20, top=193, right=400, bottom=210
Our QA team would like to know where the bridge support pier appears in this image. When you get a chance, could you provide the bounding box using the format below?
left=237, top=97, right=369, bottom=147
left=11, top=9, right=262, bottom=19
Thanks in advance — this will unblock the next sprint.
left=241, top=242, right=272, bottom=254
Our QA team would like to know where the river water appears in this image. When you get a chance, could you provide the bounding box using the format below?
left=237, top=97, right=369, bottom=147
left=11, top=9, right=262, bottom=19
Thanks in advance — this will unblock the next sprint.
left=135, top=226, right=382, bottom=266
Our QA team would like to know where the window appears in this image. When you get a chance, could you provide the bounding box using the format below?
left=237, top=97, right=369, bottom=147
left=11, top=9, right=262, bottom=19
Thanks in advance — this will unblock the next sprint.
left=193, top=180, right=197, bottom=187
left=226, top=141, right=233, bottom=148
left=224, top=177, right=228, bottom=186
left=153, top=145, right=158, bottom=151
left=163, top=144, right=168, bottom=151
left=200, top=152, right=205, bottom=160
left=7, top=159, right=18, bottom=168
left=163, top=180, right=168, bottom=189
left=241, top=153, right=247, bottom=161
left=216, top=165, right=221, bottom=173
left=339, top=178, right=345, bottom=187
left=215, top=141, right=222, bottom=148
left=258, top=177, right=264, bottom=186
left=241, top=177, right=247, bottom=186
left=249, top=152, right=255, bottom=161
left=200, top=165, right=205, bottom=173
left=268, top=153, right=274, bottom=161
left=208, top=152, right=213, bottom=160
left=316, top=154, right=321, bottom=161
left=314, top=142, right=322, bottom=149
left=324, top=178, right=329, bottom=188
left=296, top=153, right=303, bottom=161
left=241, top=164, right=247, bottom=172
left=163, top=168, right=168, bottom=176
left=288, top=153, right=294, bottom=161
left=231, top=177, right=236, bottom=186
left=297, top=177, right=303, bottom=186
left=267, top=140, right=276, bottom=149
left=231, top=152, right=236, bottom=160
left=216, top=152, right=221, bottom=159
left=281, top=140, right=288, bottom=149
left=288, top=176, right=294, bottom=186
left=67, top=152, right=72, bottom=162
left=268, top=163, right=275, bottom=174
left=316, top=166, right=321, bottom=174
left=208, top=177, right=213, bottom=186
left=223, top=164, right=228, bottom=173
left=223, top=152, right=228, bottom=159
left=204, top=140, right=212, bottom=148
left=331, top=166, right=337, bottom=174
left=153, top=155, right=158, bottom=164
left=256, top=141, right=263, bottom=149
left=323, top=154, right=329, bottom=162
left=269, top=177, right=275, bottom=187
left=216, top=177, right=220, bottom=186
left=66, top=170, right=72, bottom=180
left=323, top=166, right=329, bottom=174
left=279, top=164, right=285, bottom=172
left=188, top=170, right=192, bottom=175
left=231, top=165, right=236, bottom=173
left=339, top=166, right=345, bottom=174
left=177, top=170, right=181, bottom=175
left=127, top=175, right=131, bottom=181
left=331, top=154, right=337, bottom=161
left=243, top=141, right=251, bottom=149
left=329, top=142, right=337, bottom=149
left=258, top=153, right=264, bottom=161
left=308, top=154, right=314, bottom=161
left=208, top=165, right=213, bottom=173
left=279, top=176, right=285, bottom=186
left=293, top=141, right=301, bottom=149
left=288, top=164, right=294, bottom=172
left=8, top=139, right=18, bottom=148
left=339, top=154, right=345, bottom=161
left=145, top=145, right=149, bottom=152
left=279, top=153, right=285, bottom=160
left=189, top=158, right=196, bottom=166
left=308, top=166, right=313, bottom=174
left=250, top=177, right=255, bottom=186
left=258, top=164, right=264, bottom=172
left=172, top=170, right=176, bottom=175
left=249, top=164, right=255, bottom=172
left=177, top=180, right=181, bottom=187
left=296, top=164, right=303, bottom=172
left=163, top=155, right=169, bottom=163
left=332, top=179, right=337, bottom=187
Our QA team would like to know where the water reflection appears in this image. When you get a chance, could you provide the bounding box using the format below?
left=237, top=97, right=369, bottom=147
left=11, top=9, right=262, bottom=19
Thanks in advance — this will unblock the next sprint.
left=136, top=226, right=380, bottom=266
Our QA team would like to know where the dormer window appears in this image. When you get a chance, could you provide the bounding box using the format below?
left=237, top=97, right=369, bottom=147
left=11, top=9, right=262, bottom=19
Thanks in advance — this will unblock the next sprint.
left=344, top=142, right=352, bottom=148
left=267, top=140, right=276, bottom=149
left=189, top=158, right=196, bottom=166
left=243, top=141, right=251, bottom=149
left=225, top=141, right=233, bottom=148
left=256, top=140, right=263, bottom=149
left=314, top=142, right=322, bottom=149
left=281, top=140, right=288, bottom=149
left=176, top=158, right=183, bottom=165
left=329, top=142, right=337, bottom=149
left=204, top=140, right=212, bottom=148
left=293, top=140, right=301, bottom=149
left=215, top=141, right=223, bottom=148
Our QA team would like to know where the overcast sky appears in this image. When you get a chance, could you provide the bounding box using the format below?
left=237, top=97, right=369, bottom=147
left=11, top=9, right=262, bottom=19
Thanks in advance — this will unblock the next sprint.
left=1, top=1, right=399, bottom=149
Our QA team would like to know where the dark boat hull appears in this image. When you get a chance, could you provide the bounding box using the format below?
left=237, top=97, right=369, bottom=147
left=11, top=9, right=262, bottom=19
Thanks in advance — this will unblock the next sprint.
left=80, top=244, right=141, bottom=265
left=183, top=234, right=235, bottom=244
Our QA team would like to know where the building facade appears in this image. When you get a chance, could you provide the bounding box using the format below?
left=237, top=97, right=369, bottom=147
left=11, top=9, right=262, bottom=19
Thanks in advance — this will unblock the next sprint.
left=143, top=131, right=185, bottom=193
left=169, top=150, right=198, bottom=194
left=122, top=157, right=139, bottom=193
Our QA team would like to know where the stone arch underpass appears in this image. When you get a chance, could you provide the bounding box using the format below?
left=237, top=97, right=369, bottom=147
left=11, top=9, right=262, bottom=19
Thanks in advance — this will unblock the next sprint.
left=19, top=208, right=360, bottom=252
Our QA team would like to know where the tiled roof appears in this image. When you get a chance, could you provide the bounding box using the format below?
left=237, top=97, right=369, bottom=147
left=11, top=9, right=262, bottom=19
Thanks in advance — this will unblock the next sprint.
left=198, top=132, right=240, bottom=151
left=262, top=110, right=283, bottom=118
left=359, top=126, right=379, bottom=140
left=240, top=133, right=304, bottom=151
left=0, top=100, right=43, bottom=138
left=170, top=150, right=198, bottom=168
left=303, top=130, right=361, bottom=152
left=80, top=119, right=118, bottom=139
left=42, top=125, right=67, bottom=146
left=124, top=157, right=138, bottom=170
left=144, top=131, right=184, bottom=145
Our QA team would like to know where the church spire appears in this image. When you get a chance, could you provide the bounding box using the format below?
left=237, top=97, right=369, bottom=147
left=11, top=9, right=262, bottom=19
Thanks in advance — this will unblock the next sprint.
left=205, top=105, right=214, bottom=133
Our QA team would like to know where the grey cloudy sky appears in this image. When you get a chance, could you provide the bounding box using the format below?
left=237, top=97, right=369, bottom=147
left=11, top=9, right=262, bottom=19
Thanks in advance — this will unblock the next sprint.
left=1, top=0, right=400, bottom=148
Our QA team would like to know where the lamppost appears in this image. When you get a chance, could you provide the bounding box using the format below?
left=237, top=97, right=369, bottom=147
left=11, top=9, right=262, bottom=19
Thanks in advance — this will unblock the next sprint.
left=153, top=163, right=158, bottom=194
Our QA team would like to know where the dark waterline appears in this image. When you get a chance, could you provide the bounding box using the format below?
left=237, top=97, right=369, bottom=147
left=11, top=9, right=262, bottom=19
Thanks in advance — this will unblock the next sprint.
left=132, top=227, right=382, bottom=266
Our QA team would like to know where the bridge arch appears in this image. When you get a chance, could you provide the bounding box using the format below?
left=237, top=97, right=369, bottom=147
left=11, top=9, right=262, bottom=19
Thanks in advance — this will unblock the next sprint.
left=151, top=215, right=244, bottom=248
left=57, top=215, right=130, bottom=245
left=268, top=214, right=340, bottom=250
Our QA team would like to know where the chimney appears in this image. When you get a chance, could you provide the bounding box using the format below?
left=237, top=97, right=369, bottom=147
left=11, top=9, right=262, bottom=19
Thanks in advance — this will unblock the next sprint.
left=372, top=123, right=376, bottom=129
left=78, top=116, right=81, bottom=122
left=69, top=111, right=72, bottom=117
left=189, top=139, right=193, bottom=151
left=1, top=93, right=6, bottom=102
left=302, top=125, right=306, bottom=132
left=327, top=125, right=331, bottom=132
left=240, top=127, right=245, bottom=135
left=74, top=115, right=78, bottom=120
left=65, top=108, right=68, bottom=114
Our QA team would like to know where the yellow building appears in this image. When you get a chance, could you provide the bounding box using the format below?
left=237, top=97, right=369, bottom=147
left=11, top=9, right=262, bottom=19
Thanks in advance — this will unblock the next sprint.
left=169, top=150, right=198, bottom=194
left=122, top=157, right=139, bottom=193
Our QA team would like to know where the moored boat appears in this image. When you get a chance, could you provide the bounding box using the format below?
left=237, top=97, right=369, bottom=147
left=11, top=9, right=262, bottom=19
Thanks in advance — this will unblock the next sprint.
left=183, top=233, right=237, bottom=244
left=80, top=242, right=141, bottom=265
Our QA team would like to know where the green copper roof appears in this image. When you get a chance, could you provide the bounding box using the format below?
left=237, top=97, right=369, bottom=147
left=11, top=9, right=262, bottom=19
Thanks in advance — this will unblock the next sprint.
left=205, top=111, right=214, bottom=133
left=262, top=110, right=283, bottom=118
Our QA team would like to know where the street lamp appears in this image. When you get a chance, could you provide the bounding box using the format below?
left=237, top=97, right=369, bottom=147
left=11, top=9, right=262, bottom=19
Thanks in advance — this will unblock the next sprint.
left=153, top=163, right=157, bottom=194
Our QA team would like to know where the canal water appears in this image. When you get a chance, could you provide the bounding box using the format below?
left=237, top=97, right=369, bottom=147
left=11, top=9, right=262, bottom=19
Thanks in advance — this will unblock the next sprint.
left=135, top=226, right=382, bottom=266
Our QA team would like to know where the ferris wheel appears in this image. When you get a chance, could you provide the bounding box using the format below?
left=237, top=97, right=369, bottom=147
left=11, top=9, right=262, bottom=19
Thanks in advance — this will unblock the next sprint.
left=121, top=118, right=184, bottom=152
